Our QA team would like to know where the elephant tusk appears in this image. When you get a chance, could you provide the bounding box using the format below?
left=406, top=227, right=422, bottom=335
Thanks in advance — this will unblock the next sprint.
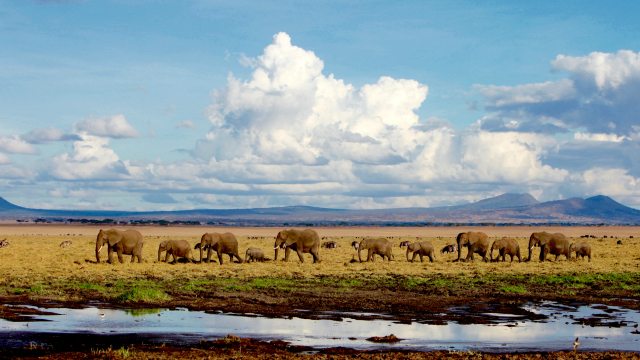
left=98, top=245, right=103, bottom=253
left=273, top=246, right=279, bottom=250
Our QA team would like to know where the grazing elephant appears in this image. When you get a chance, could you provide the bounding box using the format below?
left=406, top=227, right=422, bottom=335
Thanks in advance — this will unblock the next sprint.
left=245, top=247, right=268, bottom=262
left=158, top=240, right=196, bottom=263
left=352, top=238, right=393, bottom=262
left=273, top=229, right=321, bottom=263
left=490, top=238, right=521, bottom=262
left=95, top=229, right=144, bottom=264
left=527, top=232, right=570, bottom=262
left=456, top=232, right=489, bottom=262
left=198, top=232, right=243, bottom=264
left=570, top=242, right=592, bottom=262
left=401, top=241, right=435, bottom=262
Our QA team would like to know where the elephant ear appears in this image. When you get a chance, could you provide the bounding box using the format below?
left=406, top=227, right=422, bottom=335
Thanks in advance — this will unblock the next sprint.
left=107, top=231, right=123, bottom=246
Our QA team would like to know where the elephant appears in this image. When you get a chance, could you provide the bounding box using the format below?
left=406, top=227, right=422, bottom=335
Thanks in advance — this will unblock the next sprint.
left=158, top=239, right=196, bottom=263
left=352, top=237, right=393, bottom=262
left=245, top=247, right=268, bottom=262
left=570, top=242, right=592, bottom=262
left=401, top=241, right=435, bottom=262
left=273, top=229, right=321, bottom=263
left=440, top=244, right=457, bottom=254
left=95, top=229, right=144, bottom=264
left=456, top=232, right=489, bottom=262
left=526, top=232, right=570, bottom=262
left=490, top=237, right=521, bottom=262
left=321, top=240, right=337, bottom=249
left=197, top=232, right=243, bottom=264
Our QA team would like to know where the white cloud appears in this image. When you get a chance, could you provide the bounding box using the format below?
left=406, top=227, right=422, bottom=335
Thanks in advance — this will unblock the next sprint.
left=50, top=133, right=130, bottom=180
left=22, top=128, right=79, bottom=143
left=0, top=135, right=37, bottom=154
left=0, top=153, right=10, bottom=165
left=578, top=168, right=640, bottom=207
left=75, top=114, right=138, bottom=138
left=574, top=132, right=627, bottom=143
left=478, top=50, right=640, bottom=135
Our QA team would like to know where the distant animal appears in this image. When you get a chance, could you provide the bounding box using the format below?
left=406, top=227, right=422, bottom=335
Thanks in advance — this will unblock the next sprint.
left=440, top=244, right=457, bottom=254
left=321, top=240, right=337, bottom=249
left=569, top=242, right=592, bottom=262
left=59, top=240, right=73, bottom=248
left=0, top=239, right=8, bottom=248
left=573, top=337, right=580, bottom=351
left=617, top=240, right=623, bottom=245
left=399, top=240, right=410, bottom=247
left=245, top=247, right=268, bottom=262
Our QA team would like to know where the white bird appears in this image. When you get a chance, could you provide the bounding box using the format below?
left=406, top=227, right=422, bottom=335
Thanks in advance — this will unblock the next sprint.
left=100, top=313, right=105, bottom=319
left=573, top=337, right=580, bottom=351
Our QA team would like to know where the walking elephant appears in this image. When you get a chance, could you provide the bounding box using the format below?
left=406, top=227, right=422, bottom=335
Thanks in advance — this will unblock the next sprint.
left=245, top=247, right=268, bottom=262
left=352, top=237, right=393, bottom=262
left=526, top=232, right=570, bottom=262
left=95, top=229, right=144, bottom=264
left=490, top=237, right=521, bottom=262
left=273, top=229, right=321, bottom=263
left=570, top=242, right=592, bottom=262
left=198, top=232, right=243, bottom=264
left=401, top=241, right=435, bottom=262
left=456, top=232, right=489, bottom=262
left=158, top=239, right=196, bottom=263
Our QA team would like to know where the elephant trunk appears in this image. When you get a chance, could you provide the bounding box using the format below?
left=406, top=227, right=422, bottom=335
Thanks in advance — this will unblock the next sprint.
left=199, top=243, right=204, bottom=263
left=456, top=235, right=463, bottom=261
left=526, top=237, right=535, bottom=262
left=158, top=248, right=163, bottom=262
left=274, top=243, right=279, bottom=261
left=358, top=245, right=363, bottom=262
left=95, top=242, right=102, bottom=263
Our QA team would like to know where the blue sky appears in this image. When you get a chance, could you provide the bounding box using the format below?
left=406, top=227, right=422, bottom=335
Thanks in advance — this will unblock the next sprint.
left=1, top=0, right=640, bottom=210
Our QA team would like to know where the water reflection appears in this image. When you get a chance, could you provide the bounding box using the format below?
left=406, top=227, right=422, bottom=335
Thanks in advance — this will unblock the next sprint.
left=1, top=302, right=639, bottom=352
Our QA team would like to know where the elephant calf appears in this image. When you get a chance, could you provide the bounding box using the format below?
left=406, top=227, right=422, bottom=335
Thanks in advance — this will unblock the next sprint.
left=490, top=238, right=521, bottom=262
left=440, top=244, right=457, bottom=254
left=401, top=241, right=435, bottom=263
left=158, top=239, right=196, bottom=263
left=570, top=242, right=592, bottom=262
left=245, top=247, right=268, bottom=262
left=321, top=241, right=337, bottom=249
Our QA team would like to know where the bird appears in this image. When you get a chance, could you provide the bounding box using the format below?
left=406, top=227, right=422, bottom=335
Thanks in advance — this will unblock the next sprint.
left=573, top=337, right=580, bottom=351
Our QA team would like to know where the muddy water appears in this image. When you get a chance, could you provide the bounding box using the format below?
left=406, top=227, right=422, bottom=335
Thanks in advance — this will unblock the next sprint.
left=1, top=302, right=639, bottom=352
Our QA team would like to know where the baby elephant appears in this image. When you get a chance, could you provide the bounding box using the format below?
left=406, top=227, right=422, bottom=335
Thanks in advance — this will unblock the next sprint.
left=490, top=238, right=521, bottom=262
left=245, top=247, right=268, bottom=262
left=401, top=241, right=435, bottom=263
left=158, top=240, right=196, bottom=263
left=440, top=244, right=457, bottom=254
left=570, top=242, right=592, bottom=262
left=321, top=240, right=337, bottom=249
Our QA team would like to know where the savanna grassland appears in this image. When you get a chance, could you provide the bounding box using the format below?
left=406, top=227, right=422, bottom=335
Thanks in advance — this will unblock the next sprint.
left=2, top=225, right=640, bottom=359
left=0, top=224, right=639, bottom=313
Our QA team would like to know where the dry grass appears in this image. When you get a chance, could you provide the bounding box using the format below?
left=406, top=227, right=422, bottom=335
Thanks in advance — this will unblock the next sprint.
left=0, top=225, right=638, bottom=303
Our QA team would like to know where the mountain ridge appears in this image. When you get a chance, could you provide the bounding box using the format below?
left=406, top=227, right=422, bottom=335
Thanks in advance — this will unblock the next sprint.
left=0, top=194, right=638, bottom=225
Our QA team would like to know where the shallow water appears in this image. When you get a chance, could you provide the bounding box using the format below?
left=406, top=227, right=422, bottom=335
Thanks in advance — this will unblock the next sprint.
left=2, top=301, right=640, bottom=352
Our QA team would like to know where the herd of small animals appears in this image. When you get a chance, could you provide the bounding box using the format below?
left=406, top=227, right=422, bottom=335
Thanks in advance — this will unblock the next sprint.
left=0, top=229, right=618, bottom=264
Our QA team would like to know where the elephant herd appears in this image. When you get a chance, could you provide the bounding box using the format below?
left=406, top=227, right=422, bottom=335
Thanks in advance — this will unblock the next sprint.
left=94, top=228, right=593, bottom=265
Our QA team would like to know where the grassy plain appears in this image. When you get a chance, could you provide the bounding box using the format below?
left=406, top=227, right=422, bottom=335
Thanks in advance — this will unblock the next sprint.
left=0, top=224, right=639, bottom=310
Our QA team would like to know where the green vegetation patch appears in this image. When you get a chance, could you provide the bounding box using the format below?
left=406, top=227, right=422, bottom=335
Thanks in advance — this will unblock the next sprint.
left=500, top=285, right=527, bottom=294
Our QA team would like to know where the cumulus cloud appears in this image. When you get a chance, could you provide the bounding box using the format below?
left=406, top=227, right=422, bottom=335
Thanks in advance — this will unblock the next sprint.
left=0, top=135, right=37, bottom=154
left=22, top=128, right=79, bottom=143
left=75, top=114, right=138, bottom=138
left=477, top=50, right=640, bottom=136
left=50, top=134, right=130, bottom=180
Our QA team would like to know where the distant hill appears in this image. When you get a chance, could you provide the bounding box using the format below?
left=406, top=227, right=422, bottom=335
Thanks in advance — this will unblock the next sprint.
left=0, top=194, right=638, bottom=225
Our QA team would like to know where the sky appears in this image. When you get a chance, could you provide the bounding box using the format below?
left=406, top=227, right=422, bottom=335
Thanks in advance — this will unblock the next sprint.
left=1, top=0, right=640, bottom=211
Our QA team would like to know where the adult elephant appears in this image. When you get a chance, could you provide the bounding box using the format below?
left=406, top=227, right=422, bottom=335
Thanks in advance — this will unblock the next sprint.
left=158, top=239, right=195, bottom=263
left=490, top=238, right=521, bottom=262
left=401, top=241, right=435, bottom=263
left=526, top=232, right=570, bottom=262
left=273, top=229, right=321, bottom=263
left=198, top=232, right=243, bottom=264
left=456, top=232, right=489, bottom=262
left=352, top=237, right=393, bottom=262
left=95, top=229, right=144, bottom=264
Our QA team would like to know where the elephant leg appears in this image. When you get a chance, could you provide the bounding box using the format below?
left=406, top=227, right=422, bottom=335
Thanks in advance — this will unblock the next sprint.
left=107, top=247, right=114, bottom=264
left=368, top=249, right=374, bottom=262
left=284, top=247, right=291, bottom=261
left=218, top=252, right=224, bottom=265
left=296, top=249, right=304, bottom=263
left=419, top=253, right=424, bottom=262
left=429, top=253, right=434, bottom=262
left=310, top=249, right=320, bottom=263
left=410, top=252, right=417, bottom=263
left=117, top=248, right=124, bottom=263
left=165, top=252, right=171, bottom=263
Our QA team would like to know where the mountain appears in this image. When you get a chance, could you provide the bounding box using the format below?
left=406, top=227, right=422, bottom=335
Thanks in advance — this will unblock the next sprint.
left=0, top=193, right=638, bottom=225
